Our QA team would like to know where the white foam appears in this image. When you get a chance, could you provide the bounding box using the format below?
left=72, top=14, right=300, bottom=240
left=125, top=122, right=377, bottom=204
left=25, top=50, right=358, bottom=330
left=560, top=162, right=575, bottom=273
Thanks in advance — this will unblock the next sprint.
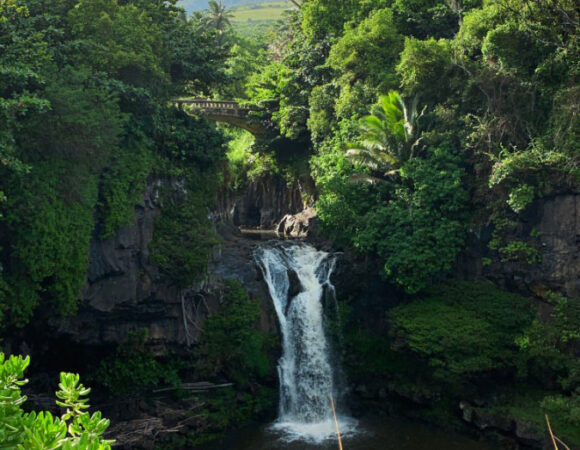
left=271, top=416, right=359, bottom=444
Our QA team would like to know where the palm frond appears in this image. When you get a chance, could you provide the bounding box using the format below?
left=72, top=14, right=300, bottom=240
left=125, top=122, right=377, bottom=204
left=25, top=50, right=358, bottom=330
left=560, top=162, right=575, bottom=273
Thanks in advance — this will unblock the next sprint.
left=348, top=172, right=385, bottom=184
left=345, top=90, right=427, bottom=183
left=346, top=149, right=383, bottom=171
left=359, top=136, right=386, bottom=151
left=359, top=115, right=386, bottom=134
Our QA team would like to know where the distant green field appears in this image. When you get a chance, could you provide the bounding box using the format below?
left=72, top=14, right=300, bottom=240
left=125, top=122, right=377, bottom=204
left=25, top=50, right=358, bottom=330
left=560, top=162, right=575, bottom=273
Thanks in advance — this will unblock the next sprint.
left=231, top=1, right=291, bottom=23
left=233, top=21, right=276, bottom=38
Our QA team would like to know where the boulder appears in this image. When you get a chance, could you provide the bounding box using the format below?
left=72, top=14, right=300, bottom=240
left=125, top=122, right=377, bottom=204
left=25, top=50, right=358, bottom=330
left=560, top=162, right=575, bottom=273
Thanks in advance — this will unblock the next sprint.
left=276, top=206, right=316, bottom=238
left=514, top=419, right=545, bottom=446
left=287, top=268, right=303, bottom=300
left=459, top=402, right=514, bottom=432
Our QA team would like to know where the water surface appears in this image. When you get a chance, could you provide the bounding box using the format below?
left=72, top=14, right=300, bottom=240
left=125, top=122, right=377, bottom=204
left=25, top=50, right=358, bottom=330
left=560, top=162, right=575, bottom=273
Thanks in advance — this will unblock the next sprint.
left=235, top=242, right=493, bottom=450
left=205, top=417, right=493, bottom=450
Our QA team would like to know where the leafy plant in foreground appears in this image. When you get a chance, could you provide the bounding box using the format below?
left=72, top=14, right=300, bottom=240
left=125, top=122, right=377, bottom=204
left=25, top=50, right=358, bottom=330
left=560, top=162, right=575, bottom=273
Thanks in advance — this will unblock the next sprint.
left=0, top=353, right=113, bottom=449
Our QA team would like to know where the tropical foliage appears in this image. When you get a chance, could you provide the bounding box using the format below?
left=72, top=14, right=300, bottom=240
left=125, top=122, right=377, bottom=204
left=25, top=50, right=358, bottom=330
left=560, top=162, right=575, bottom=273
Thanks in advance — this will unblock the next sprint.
left=245, top=0, right=578, bottom=293
left=0, top=0, right=230, bottom=329
left=1, top=0, right=579, bottom=446
left=0, top=353, right=113, bottom=449
left=346, top=91, right=426, bottom=182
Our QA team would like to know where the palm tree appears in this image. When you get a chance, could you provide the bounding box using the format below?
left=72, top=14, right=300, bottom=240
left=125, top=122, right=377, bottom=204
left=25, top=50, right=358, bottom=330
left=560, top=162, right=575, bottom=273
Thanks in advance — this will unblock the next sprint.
left=205, top=0, right=233, bottom=32
left=346, top=91, right=425, bottom=183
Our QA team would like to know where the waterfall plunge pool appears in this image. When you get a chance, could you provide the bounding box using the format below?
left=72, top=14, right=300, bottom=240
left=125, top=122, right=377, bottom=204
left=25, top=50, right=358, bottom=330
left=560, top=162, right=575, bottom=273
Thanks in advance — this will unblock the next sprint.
left=199, top=416, right=494, bottom=450
left=202, top=241, right=492, bottom=450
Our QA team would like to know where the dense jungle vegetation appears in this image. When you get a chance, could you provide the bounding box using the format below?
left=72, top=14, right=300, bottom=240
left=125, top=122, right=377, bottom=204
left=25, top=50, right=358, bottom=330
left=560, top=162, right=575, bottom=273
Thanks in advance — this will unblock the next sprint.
left=0, top=0, right=230, bottom=327
left=249, top=0, right=577, bottom=443
left=0, top=0, right=579, bottom=447
left=0, top=1, right=230, bottom=444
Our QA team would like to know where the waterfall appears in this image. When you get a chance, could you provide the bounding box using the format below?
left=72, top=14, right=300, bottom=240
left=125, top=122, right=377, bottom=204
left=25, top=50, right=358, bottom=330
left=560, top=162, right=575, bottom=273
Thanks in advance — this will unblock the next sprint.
left=255, top=242, right=356, bottom=443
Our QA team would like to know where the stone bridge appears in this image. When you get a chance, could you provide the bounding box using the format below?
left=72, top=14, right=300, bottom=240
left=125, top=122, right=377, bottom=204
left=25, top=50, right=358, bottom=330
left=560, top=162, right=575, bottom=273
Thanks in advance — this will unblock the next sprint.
left=175, top=99, right=268, bottom=137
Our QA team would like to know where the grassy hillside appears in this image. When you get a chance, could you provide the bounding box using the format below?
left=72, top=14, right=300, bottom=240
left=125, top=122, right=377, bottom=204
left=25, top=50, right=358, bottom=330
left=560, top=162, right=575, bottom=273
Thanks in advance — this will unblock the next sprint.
left=231, top=1, right=290, bottom=21
left=179, top=0, right=281, bottom=14
left=231, top=1, right=290, bottom=37
left=178, top=1, right=291, bottom=38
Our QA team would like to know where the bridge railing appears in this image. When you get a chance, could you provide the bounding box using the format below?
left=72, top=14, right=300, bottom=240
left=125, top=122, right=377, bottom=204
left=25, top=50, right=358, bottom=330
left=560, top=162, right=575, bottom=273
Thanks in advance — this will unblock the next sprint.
left=174, top=98, right=267, bottom=136
left=176, top=99, right=249, bottom=111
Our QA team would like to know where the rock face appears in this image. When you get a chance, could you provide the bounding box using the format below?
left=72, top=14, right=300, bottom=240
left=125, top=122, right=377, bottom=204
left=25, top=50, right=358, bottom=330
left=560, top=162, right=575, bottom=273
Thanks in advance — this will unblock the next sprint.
left=457, top=193, right=580, bottom=298
left=50, top=183, right=190, bottom=350
left=216, top=176, right=310, bottom=229
left=49, top=183, right=280, bottom=352
left=535, top=194, right=580, bottom=297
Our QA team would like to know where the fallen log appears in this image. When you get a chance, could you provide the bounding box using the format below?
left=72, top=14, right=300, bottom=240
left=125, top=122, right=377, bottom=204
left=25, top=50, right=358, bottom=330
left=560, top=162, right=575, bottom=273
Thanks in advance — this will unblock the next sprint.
left=152, top=382, right=233, bottom=393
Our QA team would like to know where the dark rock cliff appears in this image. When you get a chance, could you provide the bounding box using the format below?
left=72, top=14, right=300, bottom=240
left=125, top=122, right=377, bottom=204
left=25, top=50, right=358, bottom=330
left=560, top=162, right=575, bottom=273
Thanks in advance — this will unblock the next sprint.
left=45, top=178, right=294, bottom=351
left=457, top=193, right=580, bottom=298
left=48, top=183, right=188, bottom=350
left=43, top=183, right=578, bottom=353
left=215, top=176, right=311, bottom=228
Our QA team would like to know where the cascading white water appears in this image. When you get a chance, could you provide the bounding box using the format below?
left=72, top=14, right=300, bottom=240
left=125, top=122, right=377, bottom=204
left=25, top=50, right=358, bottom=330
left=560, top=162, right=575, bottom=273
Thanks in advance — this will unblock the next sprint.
left=255, top=243, right=356, bottom=443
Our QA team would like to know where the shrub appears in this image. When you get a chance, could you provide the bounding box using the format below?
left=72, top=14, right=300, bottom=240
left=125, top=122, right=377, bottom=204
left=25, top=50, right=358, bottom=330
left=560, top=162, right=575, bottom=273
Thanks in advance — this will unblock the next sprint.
left=92, top=329, right=184, bottom=396
left=389, top=281, right=534, bottom=380
left=195, top=280, right=271, bottom=386
left=360, top=146, right=469, bottom=293
left=149, top=180, right=220, bottom=288
left=0, top=353, right=113, bottom=449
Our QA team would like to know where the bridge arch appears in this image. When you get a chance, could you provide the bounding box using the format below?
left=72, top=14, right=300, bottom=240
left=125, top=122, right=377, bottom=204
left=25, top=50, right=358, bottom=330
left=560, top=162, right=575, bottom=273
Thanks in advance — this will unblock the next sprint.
left=175, top=99, right=269, bottom=138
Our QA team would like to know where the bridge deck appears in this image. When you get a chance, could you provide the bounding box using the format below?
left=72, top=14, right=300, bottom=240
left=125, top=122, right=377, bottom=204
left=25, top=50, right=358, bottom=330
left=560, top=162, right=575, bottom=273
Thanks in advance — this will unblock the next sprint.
left=175, top=98, right=267, bottom=137
left=175, top=99, right=252, bottom=112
